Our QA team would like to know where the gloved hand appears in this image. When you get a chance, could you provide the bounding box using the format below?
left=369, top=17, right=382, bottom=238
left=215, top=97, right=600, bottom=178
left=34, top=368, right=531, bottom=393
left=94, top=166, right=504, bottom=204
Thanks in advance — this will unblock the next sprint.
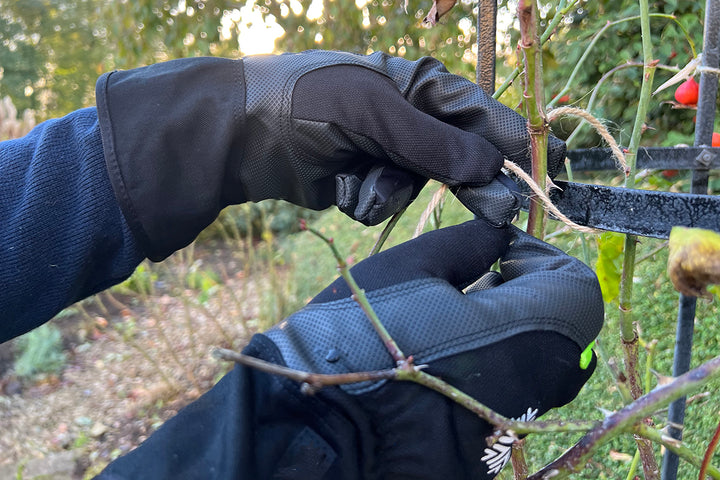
left=243, top=220, right=603, bottom=479
left=95, top=51, right=566, bottom=261
left=95, top=220, right=602, bottom=480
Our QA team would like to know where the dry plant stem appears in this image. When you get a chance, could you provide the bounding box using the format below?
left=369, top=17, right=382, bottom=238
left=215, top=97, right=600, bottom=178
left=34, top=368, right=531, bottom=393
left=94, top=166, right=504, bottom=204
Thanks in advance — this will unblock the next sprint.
left=150, top=296, right=200, bottom=388
left=181, top=298, right=199, bottom=359
left=212, top=348, right=397, bottom=391
left=414, top=184, right=448, bottom=238
left=173, top=258, right=199, bottom=358
left=110, top=320, right=179, bottom=392
left=511, top=438, right=529, bottom=480
left=700, top=419, right=720, bottom=480
left=303, top=224, right=407, bottom=364
left=633, top=424, right=720, bottom=479
left=135, top=275, right=200, bottom=388
left=92, top=294, right=110, bottom=317
left=126, top=335, right=179, bottom=391
left=518, top=0, right=548, bottom=239
left=217, top=263, right=251, bottom=337
left=184, top=295, right=233, bottom=346
left=369, top=207, right=406, bottom=256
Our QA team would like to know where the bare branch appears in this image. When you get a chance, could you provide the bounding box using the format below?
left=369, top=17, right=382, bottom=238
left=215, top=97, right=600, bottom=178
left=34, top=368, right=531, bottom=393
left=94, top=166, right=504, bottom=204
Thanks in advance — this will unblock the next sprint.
left=212, top=348, right=396, bottom=393
left=529, top=353, right=720, bottom=478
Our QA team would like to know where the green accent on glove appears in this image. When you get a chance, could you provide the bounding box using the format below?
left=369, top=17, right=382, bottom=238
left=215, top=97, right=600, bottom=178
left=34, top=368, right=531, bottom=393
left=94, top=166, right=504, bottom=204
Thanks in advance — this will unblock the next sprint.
left=580, top=340, right=595, bottom=370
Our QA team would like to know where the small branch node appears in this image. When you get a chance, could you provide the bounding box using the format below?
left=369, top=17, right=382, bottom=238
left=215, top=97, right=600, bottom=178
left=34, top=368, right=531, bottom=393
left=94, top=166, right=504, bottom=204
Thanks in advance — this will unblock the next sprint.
left=301, top=382, right=318, bottom=395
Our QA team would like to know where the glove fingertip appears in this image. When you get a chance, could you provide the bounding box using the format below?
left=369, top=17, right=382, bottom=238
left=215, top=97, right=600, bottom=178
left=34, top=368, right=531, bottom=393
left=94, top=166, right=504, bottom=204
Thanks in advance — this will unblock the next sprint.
left=453, top=173, right=522, bottom=227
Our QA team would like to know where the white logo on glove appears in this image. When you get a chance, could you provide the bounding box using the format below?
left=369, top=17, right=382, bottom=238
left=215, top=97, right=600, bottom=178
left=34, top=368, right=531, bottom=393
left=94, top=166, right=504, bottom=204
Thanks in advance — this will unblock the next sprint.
left=480, top=407, right=538, bottom=476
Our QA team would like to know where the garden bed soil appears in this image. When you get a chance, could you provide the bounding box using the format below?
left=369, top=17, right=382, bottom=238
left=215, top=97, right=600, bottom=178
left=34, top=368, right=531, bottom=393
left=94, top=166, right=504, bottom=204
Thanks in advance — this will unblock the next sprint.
left=0, top=266, right=260, bottom=478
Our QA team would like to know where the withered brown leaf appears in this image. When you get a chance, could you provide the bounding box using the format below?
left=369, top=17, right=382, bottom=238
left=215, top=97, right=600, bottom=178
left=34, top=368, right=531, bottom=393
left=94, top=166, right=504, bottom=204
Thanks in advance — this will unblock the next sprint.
left=423, top=0, right=458, bottom=26
left=668, top=226, right=720, bottom=298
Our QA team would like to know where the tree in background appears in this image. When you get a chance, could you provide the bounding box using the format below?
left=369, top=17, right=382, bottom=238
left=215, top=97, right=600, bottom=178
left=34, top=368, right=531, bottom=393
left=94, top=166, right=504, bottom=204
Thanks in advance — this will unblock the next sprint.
left=0, top=0, right=107, bottom=115
left=1, top=0, right=714, bottom=143
left=0, top=0, right=477, bottom=121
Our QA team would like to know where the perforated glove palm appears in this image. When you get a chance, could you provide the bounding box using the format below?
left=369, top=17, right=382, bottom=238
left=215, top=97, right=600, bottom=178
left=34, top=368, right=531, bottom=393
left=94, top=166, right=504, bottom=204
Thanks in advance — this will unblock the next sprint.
left=96, top=51, right=565, bottom=261
left=241, top=220, right=603, bottom=479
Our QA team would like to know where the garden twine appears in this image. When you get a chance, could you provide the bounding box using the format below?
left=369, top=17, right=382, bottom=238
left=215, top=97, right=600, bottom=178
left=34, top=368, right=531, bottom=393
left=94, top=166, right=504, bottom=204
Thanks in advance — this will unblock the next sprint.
left=413, top=106, right=632, bottom=237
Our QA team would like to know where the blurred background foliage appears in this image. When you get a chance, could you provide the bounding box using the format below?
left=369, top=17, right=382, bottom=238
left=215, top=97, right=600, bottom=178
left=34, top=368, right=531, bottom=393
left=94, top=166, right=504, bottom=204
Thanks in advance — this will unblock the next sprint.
left=0, top=0, right=478, bottom=118
left=1, top=0, right=715, bottom=152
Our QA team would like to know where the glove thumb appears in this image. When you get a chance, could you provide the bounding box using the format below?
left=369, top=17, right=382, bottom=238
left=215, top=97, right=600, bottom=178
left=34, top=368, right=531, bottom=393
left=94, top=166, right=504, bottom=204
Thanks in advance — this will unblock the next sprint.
left=335, top=166, right=426, bottom=225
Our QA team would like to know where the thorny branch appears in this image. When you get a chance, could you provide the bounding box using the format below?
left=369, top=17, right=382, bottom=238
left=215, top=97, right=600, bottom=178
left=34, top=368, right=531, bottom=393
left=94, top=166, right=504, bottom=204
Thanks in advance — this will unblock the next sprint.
left=214, top=337, right=720, bottom=478
left=212, top=220, right=720, bottom=478
left=517, top=0, right=549, bottom=239
left=212, top=348, right=397, bottom=393
left=528, top=354, right=720, bottom=479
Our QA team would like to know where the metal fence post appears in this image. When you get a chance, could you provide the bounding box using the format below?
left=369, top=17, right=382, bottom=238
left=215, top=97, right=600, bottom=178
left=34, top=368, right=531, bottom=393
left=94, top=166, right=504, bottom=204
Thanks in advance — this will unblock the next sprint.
left=476, top=0, right=497, bottom=95
left=662, top=0, right=720, bottom=478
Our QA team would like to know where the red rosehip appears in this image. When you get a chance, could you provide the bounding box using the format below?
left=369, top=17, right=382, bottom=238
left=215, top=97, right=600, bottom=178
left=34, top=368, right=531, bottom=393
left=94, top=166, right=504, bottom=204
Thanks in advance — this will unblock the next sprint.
left=713, top=132, right=720, bottom=147
left=675, top=77, right=699, bottom=106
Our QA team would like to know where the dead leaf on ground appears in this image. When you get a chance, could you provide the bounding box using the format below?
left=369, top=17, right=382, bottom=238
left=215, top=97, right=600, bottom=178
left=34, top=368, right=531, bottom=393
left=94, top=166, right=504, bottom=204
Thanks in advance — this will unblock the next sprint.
left=668, top=226, right=720, bottom=298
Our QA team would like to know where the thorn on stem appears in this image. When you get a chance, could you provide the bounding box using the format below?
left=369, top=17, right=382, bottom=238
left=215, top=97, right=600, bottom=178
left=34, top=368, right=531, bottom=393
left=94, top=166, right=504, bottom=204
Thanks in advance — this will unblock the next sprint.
left=397, top=355, right=416, bottom=371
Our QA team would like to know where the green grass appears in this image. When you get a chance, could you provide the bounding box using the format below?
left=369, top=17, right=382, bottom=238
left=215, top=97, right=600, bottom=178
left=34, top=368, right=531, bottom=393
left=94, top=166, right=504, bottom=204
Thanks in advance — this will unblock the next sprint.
left=282, top=182, right=473, bottom=304
left=278, top=180, right=720, bottom=479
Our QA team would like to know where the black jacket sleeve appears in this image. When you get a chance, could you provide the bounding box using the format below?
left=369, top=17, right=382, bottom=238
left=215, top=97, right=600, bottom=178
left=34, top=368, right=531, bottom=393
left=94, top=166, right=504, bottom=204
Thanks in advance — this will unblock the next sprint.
left=0, top=108, right=144, bottom=342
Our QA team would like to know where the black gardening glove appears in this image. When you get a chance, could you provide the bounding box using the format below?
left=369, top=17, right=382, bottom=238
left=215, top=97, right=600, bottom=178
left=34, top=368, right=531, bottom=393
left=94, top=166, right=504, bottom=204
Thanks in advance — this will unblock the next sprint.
left=95, top=51, right=565, bottom=261
left=242, top=220, right=603, bottom=479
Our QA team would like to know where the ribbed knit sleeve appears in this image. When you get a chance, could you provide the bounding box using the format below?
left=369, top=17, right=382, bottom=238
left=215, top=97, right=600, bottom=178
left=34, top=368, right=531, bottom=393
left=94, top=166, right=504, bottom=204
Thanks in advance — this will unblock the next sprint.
left=0, top=107, right=144, bottom=342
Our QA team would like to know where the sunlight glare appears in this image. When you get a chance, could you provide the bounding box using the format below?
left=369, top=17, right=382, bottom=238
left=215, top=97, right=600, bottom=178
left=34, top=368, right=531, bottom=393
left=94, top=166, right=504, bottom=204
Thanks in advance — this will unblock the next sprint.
left=306, top=0, right=324, bottom=21
left=289, top=0, right=303, bottom=15
left=222, top=2, right=286, bottom=56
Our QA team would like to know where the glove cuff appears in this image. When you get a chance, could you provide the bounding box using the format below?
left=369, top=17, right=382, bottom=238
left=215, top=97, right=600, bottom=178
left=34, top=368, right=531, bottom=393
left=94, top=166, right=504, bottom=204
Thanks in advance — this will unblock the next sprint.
left=96, top=57, right=246, bottom=261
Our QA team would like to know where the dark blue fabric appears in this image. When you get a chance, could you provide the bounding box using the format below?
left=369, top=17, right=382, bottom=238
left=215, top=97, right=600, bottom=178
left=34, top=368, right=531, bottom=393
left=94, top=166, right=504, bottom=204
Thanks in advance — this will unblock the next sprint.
left=0, top=107, right=144, bottom=343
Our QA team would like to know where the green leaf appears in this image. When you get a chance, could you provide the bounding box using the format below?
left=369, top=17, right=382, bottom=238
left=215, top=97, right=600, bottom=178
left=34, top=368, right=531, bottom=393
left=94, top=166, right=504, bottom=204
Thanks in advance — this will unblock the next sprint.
left=595, top=232, right=625, bottom=304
